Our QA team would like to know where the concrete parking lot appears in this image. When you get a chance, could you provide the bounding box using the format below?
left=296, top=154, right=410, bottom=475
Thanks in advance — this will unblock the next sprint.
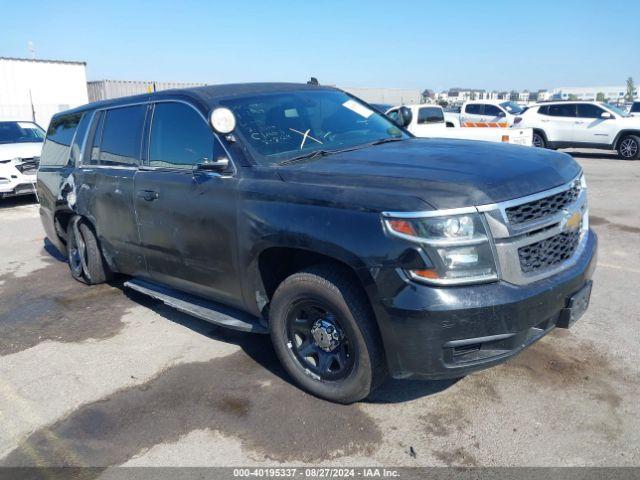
left=0, top=150, right=639, bottom=468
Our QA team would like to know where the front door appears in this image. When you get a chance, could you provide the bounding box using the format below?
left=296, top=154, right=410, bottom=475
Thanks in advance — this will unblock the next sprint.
left=573, top=104, right=616, bottom=145
left=134, top=101, right=243, bottom=307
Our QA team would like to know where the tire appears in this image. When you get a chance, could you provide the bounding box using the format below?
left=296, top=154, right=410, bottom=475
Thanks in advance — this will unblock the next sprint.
left=532, top=131, right=546, bottom=148
left=617, top=135, right=640, bottom=160
left=269, top=264, right=386, bottom=403
left=66, top=217, right=110, bottom=285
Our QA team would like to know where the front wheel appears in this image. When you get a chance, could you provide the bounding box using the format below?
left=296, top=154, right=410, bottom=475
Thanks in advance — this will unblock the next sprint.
left=617, top=135, right=640, bottom=160
left=269, top=265, right=386, bottom=403
left=532, top=132, right=546, bottom=148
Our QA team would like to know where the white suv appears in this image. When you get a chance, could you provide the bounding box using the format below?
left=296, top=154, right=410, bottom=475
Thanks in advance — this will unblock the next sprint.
left=520, top=101, right=640, bottom=159
left=0, top=121, right=45, bottom=198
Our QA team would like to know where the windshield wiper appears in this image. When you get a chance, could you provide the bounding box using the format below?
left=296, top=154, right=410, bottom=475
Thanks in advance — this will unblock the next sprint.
left=277, top=149, right=331, bottom=166
left=369, top=137, right=405, bottom=146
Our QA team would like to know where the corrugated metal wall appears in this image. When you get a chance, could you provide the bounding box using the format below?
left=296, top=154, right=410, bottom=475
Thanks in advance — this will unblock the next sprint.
left=0, top=57, right=88, bottom=129
left=87, top=80, right=207, bottom=102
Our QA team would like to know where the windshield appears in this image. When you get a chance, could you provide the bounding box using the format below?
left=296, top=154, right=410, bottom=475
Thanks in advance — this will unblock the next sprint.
left=220, top=90, right=408, bottom=165
left=499, top=101, right=525, bottom=114
left=0, top=121, right=46, bottom=144
left=601, top=103, right=629, bottom=117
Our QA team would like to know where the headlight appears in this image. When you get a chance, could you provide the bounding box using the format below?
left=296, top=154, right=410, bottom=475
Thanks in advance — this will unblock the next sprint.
left=383, top=211, right=498, bottom=285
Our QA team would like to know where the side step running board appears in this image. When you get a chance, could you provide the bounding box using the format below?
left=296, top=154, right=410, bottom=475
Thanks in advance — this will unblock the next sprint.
left=124, top=278, right=268, bottom=334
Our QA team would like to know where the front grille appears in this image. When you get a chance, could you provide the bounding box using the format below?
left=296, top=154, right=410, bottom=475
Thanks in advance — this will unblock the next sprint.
left=518, top=229, right=580, bottom=273
left=506, top=185, right=580, bottom=225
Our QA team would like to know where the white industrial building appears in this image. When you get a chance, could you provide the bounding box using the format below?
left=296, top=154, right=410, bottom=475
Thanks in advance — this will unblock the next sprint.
left=0, top=57, right=89, bottom=129
left=549, top=86, right=637, bottom=102
left=87, top=80, right=207, bottom=102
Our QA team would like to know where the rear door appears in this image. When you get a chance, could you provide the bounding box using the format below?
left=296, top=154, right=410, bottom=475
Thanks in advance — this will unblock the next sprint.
left=543, top=103, right=577, bottom=143
left=574, top=103, right=616, bottom=145
left=77, top=105, right=147, bottom=275
left=461, top=103, right=483, bottom=126
left=134, top=101, right=243, bottom=307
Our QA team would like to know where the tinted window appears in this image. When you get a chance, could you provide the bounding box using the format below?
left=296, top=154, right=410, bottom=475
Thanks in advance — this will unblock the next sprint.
left=538, top=105, right=549, bottom=115
left=386, top=109, right=400, bottom=123
left=87, top=111, right=105, bottom=165
left=40, top=114, right=82, bottom=166
left=483, top=104, right=503, bottom=116
left=0, top=121, right=45, bottom=145
left=98, top=106, right=146, bottom=166
left=548, top=104, right=576, bottom=117
left=576, top=104, right=605, bottom=118
left=631, top=103, right=640, bottom=113
left=417, top=107, right=444, bottom=124
left=69, top=113, right=91, bottom=165
left=465, top=104, right=481, bottom=114
left=149, top=102, right=216, bottom=169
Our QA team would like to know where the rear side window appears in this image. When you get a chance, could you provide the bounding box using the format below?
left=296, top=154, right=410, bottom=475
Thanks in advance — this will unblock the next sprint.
left=632, top=103, right=640, bottom=113
left=149, top=102, right=216, bottom=169
left=98, top=106, right=146, bottom=166
left=548, top=104, right=576, bottom=117
left=417, top=107, right=444, bottom=124
left=69, top=113, right=91, bottom=165
left=40, top=113, right=82, bottom=166
left=465, top=104, right=481, bottom=114
left=576, top=104, right=605, bottom=118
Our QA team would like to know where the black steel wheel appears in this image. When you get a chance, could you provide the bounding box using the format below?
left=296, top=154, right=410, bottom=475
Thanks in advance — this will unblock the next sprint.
left=285, top=300, right=355, bottom=381
left=269, top=264, right=386, bottom=403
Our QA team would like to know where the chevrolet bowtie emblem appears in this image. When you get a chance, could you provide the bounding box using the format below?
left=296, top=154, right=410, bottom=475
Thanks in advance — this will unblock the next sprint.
left=564, top=211, right=582, bottom=231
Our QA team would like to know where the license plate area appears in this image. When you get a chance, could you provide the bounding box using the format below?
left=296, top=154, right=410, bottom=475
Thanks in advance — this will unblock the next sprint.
left=557, top=281, right=592, bottom=329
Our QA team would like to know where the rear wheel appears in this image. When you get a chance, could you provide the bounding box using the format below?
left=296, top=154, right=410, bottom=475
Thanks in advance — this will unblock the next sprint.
left=532, top=131, right=546, bottom=148
left=66, top=217, right=111, bottom=285
left=269, top=264, right=386, bottom=403
left=617, top=135, right=640, bottom=159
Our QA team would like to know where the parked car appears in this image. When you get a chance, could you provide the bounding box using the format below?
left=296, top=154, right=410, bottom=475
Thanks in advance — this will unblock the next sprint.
left=520, top=101, right=640, bottom=159
left=459, top=100, right=526, bottom=127
left=38, top=83, right=597, bottom=403
left=0, top=121, right=45, bottom=198
left=629, top=101, right=640, bottom=117
left=386, top=104, right=532, bottom=145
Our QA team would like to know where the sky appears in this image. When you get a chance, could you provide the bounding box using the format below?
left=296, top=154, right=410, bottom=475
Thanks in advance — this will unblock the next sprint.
left=2, top=0, right=639, bottom=92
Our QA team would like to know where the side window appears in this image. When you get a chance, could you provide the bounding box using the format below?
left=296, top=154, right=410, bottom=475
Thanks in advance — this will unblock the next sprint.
left=548, top=104, right=576, bottom=118
left=40, top=113, right=82, bottom=166
left=149, top=102, right=216, bottom=169
left=417, top=107, right=444, bottom=124
left=576, top=104, right=605, bottom=118
left=87, top=111, right=105, bottom=165
left=483, top=104, right=503, bottom=116
left=538, top=105, right=549, bottom=115
left=69, top=113, right=91, bottom=165
left=465, top=104, right=481, bottom=114
left=631, top=103, right=640, bottom=113
left=98, top=106, right=146, bottom=166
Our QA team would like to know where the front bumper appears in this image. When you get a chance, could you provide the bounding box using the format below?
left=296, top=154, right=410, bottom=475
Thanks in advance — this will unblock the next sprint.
left=376, top=229, right=597, bottom=379
left=0, top=175, right=37, bottom=198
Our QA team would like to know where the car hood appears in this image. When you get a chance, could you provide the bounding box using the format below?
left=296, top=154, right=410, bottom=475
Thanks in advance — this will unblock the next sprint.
left=0, top=142, right=43, bottom=161
left=277, top=138, right=581, bottom=210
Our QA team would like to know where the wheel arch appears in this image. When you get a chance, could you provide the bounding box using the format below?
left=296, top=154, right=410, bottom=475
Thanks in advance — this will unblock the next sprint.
left=613, top=130, right=640, bottom=149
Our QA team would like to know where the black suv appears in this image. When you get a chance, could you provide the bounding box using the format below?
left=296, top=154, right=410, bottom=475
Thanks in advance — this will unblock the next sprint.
left=37, top=83, right=597, bottom=403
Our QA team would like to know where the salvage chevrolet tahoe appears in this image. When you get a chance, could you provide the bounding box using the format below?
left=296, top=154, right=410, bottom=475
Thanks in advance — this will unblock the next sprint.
left=37, top=83, right=597, bottom=403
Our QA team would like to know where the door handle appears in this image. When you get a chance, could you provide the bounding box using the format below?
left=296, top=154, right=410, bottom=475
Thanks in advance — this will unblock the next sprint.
left=574, top=121, right=585, bottom=125
left=137, top=190, right=159, bottom=201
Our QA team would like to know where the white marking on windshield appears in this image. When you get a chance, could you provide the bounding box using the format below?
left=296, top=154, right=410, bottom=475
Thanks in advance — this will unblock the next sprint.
left=289, top=128, right=324, bottom=149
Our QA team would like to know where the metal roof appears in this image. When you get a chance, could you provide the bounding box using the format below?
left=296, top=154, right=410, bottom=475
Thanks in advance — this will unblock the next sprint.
left=0, top=56, right=87, bottom=65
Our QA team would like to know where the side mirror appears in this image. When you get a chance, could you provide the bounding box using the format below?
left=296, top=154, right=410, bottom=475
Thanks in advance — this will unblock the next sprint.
left=600, top=111, right=613, bottom=119
left=497, top=111, right=506, bottom=118
left=196, top=157, right=230, bottom=174
left=394, top=106, right=413, bottom=128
